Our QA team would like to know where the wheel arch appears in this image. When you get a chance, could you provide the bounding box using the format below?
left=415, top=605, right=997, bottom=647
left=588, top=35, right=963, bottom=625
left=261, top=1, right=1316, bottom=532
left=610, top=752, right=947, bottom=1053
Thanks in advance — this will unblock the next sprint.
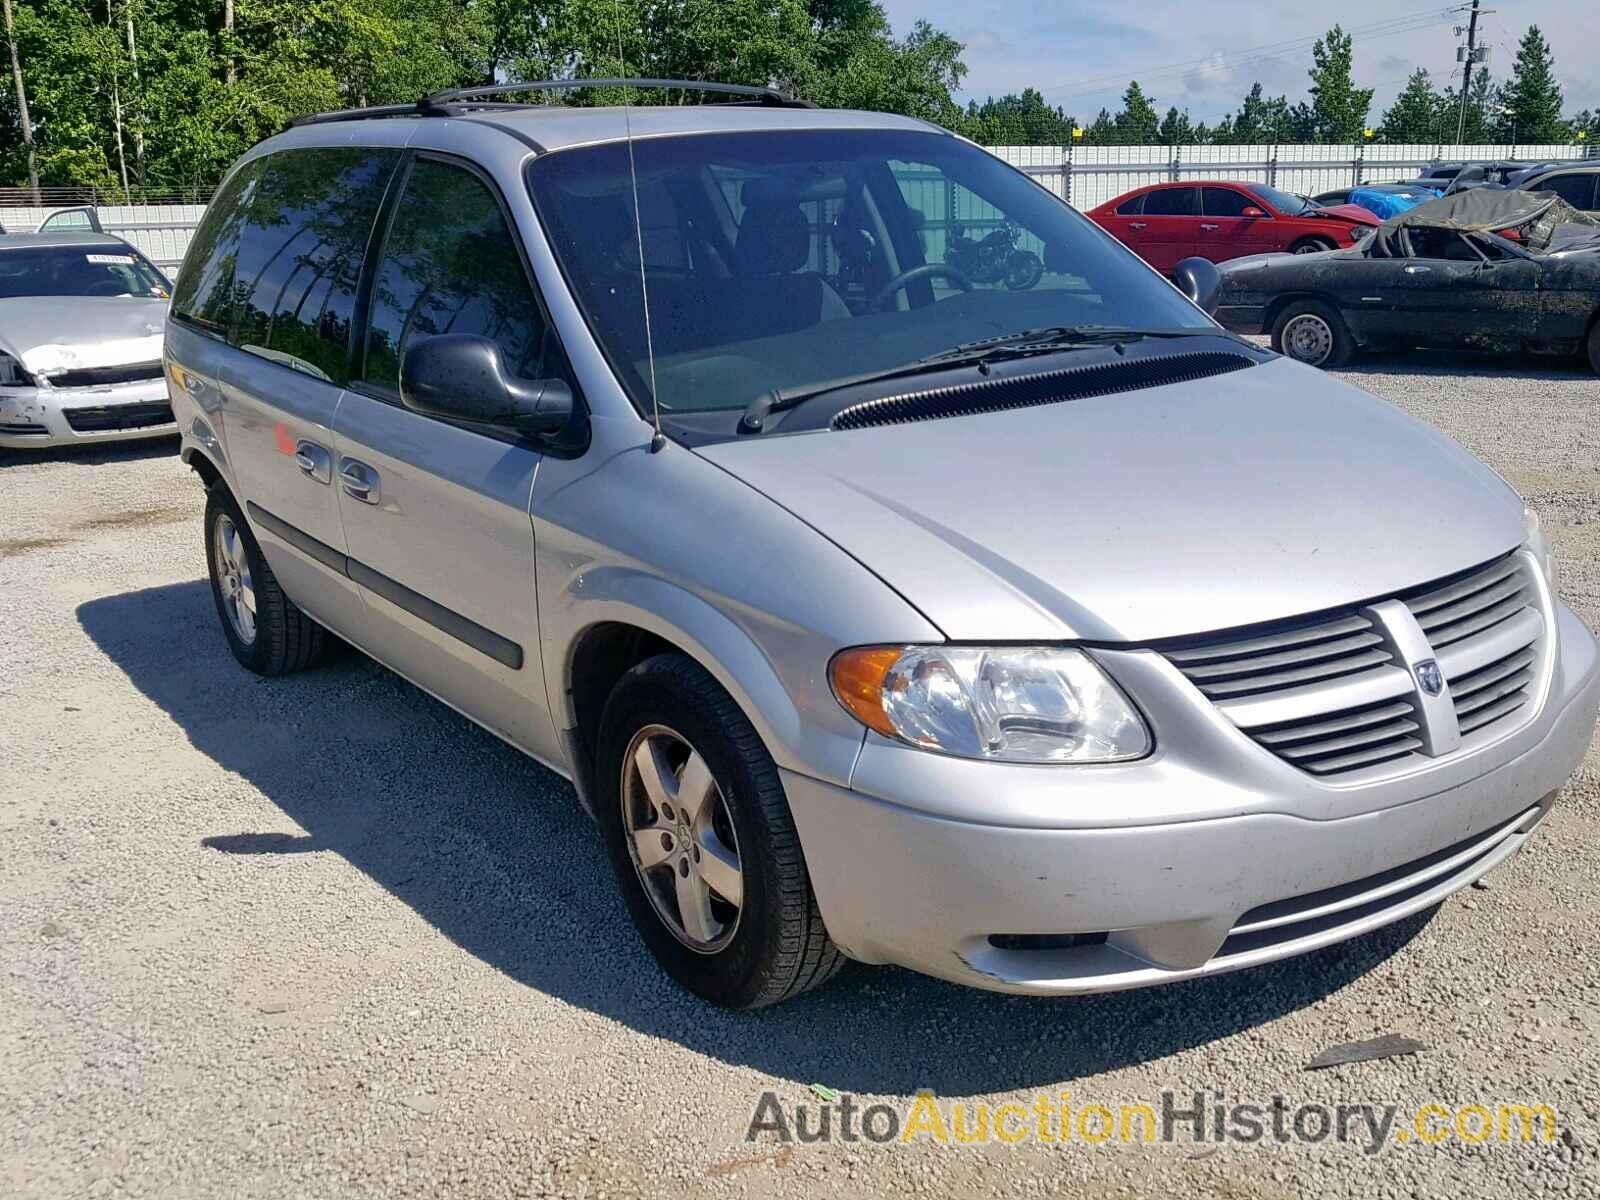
left=1264, top=290, right=1346, bottom=336
left=551, top=569, right=859, bottom=812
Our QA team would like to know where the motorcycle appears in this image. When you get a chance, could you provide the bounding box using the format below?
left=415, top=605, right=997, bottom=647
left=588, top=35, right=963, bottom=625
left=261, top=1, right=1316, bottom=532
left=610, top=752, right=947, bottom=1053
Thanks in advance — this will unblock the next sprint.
left=946, top=222, right=1045, bottom=291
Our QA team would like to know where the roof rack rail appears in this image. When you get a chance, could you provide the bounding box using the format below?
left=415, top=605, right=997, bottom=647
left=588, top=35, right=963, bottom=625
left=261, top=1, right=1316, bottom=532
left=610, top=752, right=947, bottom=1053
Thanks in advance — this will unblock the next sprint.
left=288, top=78, right=813, bottom=129
left=423, top=78, right=814, bottom=110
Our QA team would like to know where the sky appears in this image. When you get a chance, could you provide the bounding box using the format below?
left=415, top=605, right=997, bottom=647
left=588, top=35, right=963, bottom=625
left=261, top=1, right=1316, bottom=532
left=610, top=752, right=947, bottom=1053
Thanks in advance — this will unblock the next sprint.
left=879, top=0, right=1598, bottom=126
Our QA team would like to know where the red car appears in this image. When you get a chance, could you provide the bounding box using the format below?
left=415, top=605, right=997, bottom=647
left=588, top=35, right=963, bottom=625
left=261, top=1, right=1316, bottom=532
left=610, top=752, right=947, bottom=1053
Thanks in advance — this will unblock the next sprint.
left=1087, top=181, right=1380, bottom=273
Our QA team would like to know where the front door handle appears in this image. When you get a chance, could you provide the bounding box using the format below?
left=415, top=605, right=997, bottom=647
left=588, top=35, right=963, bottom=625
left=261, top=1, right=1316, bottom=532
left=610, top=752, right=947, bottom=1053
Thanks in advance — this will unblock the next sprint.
left=1200, top=223, right=1219, bottom=231
left=339, top=458, right=380, bottom=504
left=1404, top=264, right=1431, bottom=274
left=1129, top=222, right=1147, bottom=230
left=293, top=439, right=332, bottom=485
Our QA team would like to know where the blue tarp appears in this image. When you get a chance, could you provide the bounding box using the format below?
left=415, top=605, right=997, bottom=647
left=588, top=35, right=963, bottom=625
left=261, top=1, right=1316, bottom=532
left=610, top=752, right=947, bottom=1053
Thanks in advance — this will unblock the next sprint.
left=1348, top=186, right=1440, bottom=219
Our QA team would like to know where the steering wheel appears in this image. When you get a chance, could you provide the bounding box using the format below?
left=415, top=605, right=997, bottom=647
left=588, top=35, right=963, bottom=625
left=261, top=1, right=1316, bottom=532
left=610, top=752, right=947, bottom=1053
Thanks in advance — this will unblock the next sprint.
left=870, top=263, right=974, bottom=310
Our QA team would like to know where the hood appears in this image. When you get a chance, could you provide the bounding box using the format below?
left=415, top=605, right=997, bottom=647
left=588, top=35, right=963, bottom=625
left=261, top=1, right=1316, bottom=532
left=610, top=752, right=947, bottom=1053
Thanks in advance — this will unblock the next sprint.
left=1310, top=203, right=1381, bottom=226
left=0, top=297, right=167, bottom=374
left=698, top=356, right=1522, bottom=643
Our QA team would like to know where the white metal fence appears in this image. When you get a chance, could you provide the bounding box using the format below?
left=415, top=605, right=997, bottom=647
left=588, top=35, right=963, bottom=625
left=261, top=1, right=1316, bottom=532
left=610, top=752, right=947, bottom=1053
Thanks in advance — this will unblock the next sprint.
left=1, top=142, right=1593, bottom=276
left=991, top=142, right=1597, bottom=211
left=0, top=201, right=207, bottom=273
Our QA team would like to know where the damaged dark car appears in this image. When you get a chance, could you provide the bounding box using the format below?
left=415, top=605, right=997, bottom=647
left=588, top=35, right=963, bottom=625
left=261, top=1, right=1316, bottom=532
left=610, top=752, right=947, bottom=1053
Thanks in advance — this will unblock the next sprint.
left=1214, top=189, right=1600, bottom=374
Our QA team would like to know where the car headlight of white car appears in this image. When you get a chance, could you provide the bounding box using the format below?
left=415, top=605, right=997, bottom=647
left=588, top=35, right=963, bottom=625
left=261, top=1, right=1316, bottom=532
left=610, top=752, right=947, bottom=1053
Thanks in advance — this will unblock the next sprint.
left=830, top=644, right=1151, bottom=763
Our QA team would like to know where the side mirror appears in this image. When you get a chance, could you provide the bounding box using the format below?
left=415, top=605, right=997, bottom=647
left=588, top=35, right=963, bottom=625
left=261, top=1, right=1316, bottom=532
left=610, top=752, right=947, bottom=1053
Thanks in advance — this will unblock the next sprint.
left=1172, top=256, right=1222, bottom=315
left=400, top=334, right=573, bottom=437
left=1241, top=206, right=1267, bottom=218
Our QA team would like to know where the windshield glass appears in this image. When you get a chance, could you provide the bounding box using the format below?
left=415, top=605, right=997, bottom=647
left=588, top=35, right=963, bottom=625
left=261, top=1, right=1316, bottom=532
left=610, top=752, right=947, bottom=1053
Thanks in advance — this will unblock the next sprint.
left=0, top=246, right=168, bottom=300
left=526, top=129, right=1213, bottom=418
left=1246, top=183, right=1314, bottom=216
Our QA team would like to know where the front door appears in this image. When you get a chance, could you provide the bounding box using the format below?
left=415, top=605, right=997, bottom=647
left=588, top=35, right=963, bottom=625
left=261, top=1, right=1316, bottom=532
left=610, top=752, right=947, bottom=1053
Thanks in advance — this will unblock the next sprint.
left=1199, top=186, right=1274, bottom=262
left=1387, top=229, right=1542, bottom=349
left=333, top=153, right=575, bottom=762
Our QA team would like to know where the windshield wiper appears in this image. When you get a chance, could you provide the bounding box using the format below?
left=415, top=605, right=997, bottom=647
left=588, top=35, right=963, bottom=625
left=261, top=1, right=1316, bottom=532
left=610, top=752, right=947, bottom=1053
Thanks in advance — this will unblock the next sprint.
left=738, top=327, right=1207, bottom=433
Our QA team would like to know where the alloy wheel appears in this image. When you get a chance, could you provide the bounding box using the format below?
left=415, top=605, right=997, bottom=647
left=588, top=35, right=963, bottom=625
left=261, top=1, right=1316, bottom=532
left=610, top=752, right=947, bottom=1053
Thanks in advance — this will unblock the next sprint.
left=212, top=513, right=257, bottom=644
left=621, top=724, right=744, bottom=953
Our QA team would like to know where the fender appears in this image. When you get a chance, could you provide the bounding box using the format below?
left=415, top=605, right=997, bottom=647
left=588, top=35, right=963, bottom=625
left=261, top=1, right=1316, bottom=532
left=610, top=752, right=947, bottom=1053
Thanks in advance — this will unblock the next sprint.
left=549, top=565, right=869, bottom=791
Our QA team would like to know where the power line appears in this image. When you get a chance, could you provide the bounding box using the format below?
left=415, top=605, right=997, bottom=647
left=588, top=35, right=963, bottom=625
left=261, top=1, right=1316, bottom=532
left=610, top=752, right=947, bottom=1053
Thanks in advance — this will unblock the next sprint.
left=1036, top=8, right=1456, bottom=101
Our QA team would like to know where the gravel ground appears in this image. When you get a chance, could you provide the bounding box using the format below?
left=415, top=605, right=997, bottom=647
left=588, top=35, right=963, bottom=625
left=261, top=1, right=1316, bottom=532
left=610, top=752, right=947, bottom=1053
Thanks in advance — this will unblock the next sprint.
left=2, top=350, right=1598, bottom=1199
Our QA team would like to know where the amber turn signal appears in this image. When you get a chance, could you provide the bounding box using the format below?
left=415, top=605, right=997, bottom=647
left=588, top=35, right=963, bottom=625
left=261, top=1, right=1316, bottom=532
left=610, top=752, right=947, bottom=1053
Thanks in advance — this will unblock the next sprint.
left=828, top=646, right=904, bottom=738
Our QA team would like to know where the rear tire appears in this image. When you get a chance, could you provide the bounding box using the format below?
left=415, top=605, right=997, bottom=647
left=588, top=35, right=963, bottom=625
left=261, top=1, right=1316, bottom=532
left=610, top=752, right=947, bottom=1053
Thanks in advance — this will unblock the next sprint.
left=1289, top=237, right=1336, bottom=254
left=595, top=654, right=843, bottom=1009
left=1271, top=299, right=1354, bottom=368
left=1587, top=321, right=1600, bottom=376
left=205, top=484, right=329, bottom=676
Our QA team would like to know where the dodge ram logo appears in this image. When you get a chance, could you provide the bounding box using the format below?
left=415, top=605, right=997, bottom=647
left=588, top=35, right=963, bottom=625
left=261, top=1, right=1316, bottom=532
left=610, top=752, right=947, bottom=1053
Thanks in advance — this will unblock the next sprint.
left=1415, top=659, right=1444, bottom=697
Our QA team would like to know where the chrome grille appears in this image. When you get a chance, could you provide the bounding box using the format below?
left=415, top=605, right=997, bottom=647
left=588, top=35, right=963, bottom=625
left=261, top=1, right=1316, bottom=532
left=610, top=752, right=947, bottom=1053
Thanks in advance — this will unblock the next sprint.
left=1251, top=697, right=1423, bottom=775
left=1165, top=612, right=1393, bottom=700
left=1163, top=552, right=1543, bottom=778
left=1451, top=645, right=1537, bottom=734
left=1402, top=554, right=1530, bottom=648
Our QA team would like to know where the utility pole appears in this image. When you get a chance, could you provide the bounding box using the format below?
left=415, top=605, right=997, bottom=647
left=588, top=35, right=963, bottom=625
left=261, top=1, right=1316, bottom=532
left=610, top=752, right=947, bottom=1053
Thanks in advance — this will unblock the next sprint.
left=1454, top=0, right=1488, bottom=144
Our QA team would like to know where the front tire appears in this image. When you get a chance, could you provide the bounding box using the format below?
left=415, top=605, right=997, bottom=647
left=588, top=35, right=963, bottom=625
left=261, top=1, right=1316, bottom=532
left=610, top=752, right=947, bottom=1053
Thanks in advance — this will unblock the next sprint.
left=1587, top=321, right=1600, bottom=376
left=1003, top=250, right=1044, bottom=290
left=205, top=485, right=328, bottom=675
left=1271, top=299, right=1354, bottom=368
left=1289, top=237, right=1335, bottom=254
left=595, top=654, right=843, bottom=1009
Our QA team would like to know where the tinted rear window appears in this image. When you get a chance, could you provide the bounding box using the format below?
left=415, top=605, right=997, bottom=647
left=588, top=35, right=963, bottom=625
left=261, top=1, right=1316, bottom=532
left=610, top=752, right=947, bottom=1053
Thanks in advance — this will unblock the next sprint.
left=1141, top=187, right=1197, bottom=216
left=173, top=147, right=399, bottom=383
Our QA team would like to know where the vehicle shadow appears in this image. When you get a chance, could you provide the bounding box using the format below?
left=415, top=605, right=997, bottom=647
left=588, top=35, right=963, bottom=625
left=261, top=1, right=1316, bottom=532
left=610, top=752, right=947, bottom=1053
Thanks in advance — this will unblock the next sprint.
left=79, top=580, right=1432, bottom=1097
left=1338, top=348, right=1590, bottom=380
left=0, top=434, right=179, bottom=469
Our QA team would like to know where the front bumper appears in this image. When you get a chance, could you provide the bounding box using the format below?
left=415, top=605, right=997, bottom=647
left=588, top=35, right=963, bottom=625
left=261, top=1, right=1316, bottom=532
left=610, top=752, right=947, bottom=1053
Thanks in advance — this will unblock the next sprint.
left=783, top=603, right=1599, bottom=995
left=0, top=379, right=176, bottom=449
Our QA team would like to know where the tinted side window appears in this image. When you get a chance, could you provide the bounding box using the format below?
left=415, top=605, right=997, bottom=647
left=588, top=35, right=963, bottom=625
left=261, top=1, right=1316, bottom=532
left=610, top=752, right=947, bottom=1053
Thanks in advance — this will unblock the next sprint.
left=1538, top=174, right=1597, bottom=210
left=171, top=160, right=262, bottom=333
left=229, top=148, right=400, bottom=383
left=1141, top=187, right=1198, bottom=216
left=1115, top=194, right=1144, bottom=216
left=1202, top=187, right=1252, bottom=216
left=363, top=158, right=550, bottom=391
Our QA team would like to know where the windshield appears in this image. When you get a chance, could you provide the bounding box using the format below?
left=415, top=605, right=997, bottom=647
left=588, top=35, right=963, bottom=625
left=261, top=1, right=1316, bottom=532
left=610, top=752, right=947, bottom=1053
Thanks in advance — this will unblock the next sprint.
left=1246, top=183, right=1314, bottom=216
left=526, top=129, right=1212, bottom=419
left=0, top=246, right=169, bottom=300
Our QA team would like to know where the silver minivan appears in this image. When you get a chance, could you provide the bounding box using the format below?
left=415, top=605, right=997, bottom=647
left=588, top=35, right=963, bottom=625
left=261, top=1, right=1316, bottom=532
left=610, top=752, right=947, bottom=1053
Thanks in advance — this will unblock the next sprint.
left=165, top=83, right=1599, bottom=1008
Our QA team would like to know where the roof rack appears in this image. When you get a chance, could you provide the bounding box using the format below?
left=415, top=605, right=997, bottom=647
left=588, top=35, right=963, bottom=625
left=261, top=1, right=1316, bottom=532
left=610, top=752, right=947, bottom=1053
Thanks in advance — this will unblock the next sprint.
left=425, top=78, right=814, bottom=109
left=289, top=78, right=813, bottom=129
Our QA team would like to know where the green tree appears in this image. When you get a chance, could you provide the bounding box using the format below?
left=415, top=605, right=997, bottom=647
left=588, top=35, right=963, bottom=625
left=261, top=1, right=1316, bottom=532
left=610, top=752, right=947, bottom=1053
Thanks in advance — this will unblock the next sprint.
left=1495, top=25, right=1565, bottom=143
left=0, top=0, right=973, bottom=189
left=1112, top=80, right=1158, bottom=144
left=1306, top=24, right=1373, bottom=142
left=1379, top=68, right=1443, bottom=143
left=960, top=88, right=1075, bottom=145
left=1156, top=106, right=1192, bottom=145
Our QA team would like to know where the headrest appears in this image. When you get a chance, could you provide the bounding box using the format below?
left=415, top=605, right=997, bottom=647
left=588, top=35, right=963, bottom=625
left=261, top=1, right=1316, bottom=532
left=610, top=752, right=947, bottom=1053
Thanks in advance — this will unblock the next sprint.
left=735, top=195, right=811, bottom=276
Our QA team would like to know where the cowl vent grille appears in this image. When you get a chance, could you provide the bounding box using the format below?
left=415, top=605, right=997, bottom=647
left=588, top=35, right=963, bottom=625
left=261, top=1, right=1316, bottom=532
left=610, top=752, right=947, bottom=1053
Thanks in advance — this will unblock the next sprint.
left=829, top=350, right=1256, bottom=432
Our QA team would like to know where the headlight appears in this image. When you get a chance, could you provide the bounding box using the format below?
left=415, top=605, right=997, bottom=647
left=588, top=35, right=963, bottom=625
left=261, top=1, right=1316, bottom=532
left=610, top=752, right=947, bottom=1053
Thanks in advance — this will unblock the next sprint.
left=1523, top=505, right=1557, bottom=592
left=0, top=351, right=37, bottom=388
left=829, top=645, right=1151, bottom=763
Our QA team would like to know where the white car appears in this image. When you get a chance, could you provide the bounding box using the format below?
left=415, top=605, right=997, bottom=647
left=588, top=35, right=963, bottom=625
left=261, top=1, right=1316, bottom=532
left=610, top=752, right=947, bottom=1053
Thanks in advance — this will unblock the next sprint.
left=0, top=231, right=175, bottom=450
